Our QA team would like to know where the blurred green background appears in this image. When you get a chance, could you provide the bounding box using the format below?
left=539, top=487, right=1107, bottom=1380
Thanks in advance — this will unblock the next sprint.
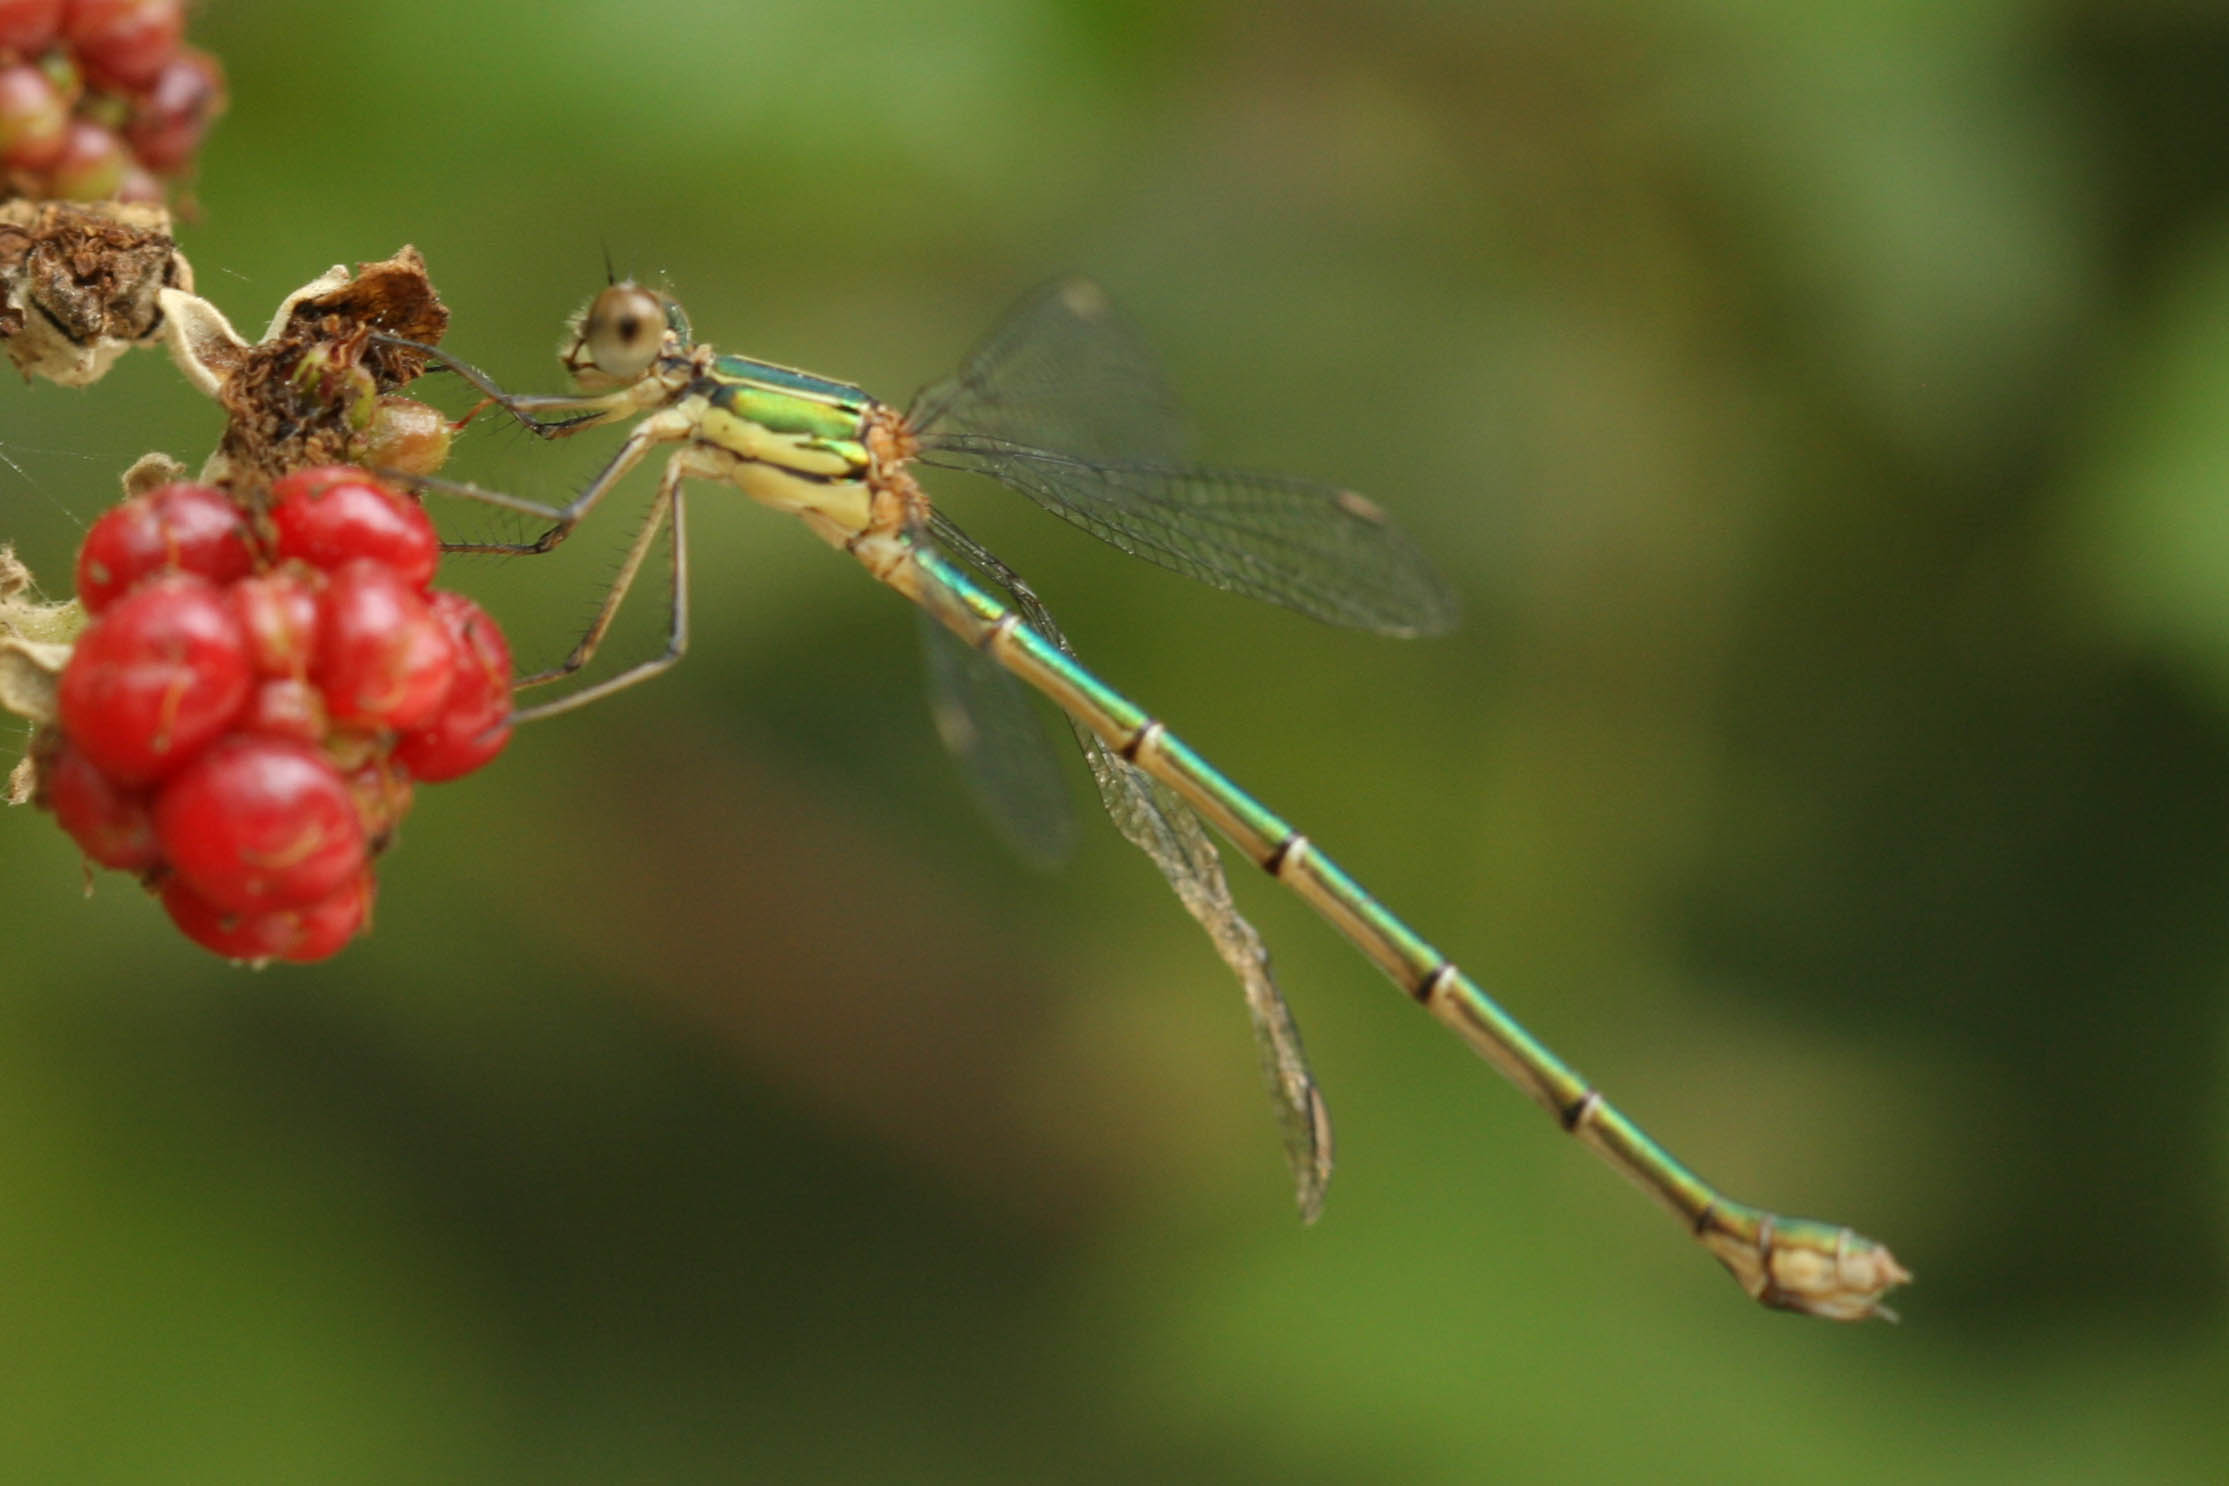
left=6, top=0, right=2229, bottom=1479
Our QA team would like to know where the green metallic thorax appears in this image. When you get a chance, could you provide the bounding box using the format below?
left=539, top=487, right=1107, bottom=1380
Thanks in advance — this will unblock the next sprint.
left=693, top=353, right=874, bottom=478
left=679, top=353, right=879, bottom=531
left=706, top=353, right=871, bottom=437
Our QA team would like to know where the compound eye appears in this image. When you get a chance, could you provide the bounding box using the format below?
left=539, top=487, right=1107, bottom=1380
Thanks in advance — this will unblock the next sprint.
left=581, top=284, right=666, bottom=380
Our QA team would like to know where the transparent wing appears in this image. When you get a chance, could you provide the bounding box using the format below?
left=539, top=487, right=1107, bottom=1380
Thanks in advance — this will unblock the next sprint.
left=1077, top=732, right=1335, bottom=1221
left=909, top=278, right=1457, bottom=639
left=929, top=512, right=1333, bottom=1218
left=915, top=601, right=1076, bottom=868
left=923, top=444, right=1457, bottom=637
left=909, top=278, right=1190, bottom=465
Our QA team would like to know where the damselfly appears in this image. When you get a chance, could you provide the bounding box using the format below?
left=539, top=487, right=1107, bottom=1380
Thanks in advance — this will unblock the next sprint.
left=391, top=280, right=1907, bottom=1320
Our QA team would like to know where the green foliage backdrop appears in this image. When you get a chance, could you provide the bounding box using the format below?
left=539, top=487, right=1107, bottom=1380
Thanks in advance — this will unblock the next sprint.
left=4, top=1, right=2226, bottom=1479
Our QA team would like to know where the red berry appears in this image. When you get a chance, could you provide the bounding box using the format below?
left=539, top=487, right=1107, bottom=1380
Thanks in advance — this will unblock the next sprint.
left=62, top=0, right=181, bottom=89
left=0, top=0, right=63, bottom=53
left=37, top=732, right=159, bottom=870
left=46, top=114, right=124, bottom=198
left=58, top=573, right=251, bottom=786
left=75, top=481, right=253, bottom=614
left=395, top=591, right=512, bottom=781
left=0, top=61, right=67, bottom=169
left=313, top=560, right=456, bottom=730
left=269, top=466, right=440, bottom=591
left=291, top=873, right=374, bottom=960
left=161, top=870, right=373, bottom=964
left=121, top=44, right=218, bottom=172
left=228, top=567, right=323, bottom=676
left=154, top=734, right=367, bottom=913
left=237, top=676, right=328, bottom=744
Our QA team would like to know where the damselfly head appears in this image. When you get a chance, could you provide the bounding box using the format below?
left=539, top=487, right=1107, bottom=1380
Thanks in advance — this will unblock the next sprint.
left=562, top=282, right=676, bottom=389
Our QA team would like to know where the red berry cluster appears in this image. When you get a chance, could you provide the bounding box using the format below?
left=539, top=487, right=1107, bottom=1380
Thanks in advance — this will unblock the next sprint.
left=38, top=468, right=512, bottom=963
left=0, top=0, right=222, bottom=203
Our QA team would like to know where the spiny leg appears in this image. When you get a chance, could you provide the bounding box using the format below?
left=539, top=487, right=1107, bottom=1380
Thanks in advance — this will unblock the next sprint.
left=488, top=441, right=686, bottom=721
left=400, top=408, right=678, bottom=558
left=505, top=450, right=692, bottom=725
left=371, top=332, right=619, bottom=439
left=376, top=375, right=698, bottom=726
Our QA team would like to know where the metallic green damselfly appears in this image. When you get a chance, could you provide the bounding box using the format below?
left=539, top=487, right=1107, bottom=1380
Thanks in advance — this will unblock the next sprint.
left=393, top=280, right=1908, bottom=1321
